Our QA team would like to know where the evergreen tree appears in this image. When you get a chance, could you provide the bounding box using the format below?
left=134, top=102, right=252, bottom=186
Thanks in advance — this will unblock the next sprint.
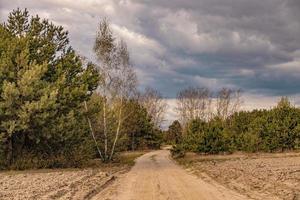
left=166, top=120, right=182, bottom=144
left=174, top=97, right=300, bottom=155
left=0, top=9, right=99, bottom=168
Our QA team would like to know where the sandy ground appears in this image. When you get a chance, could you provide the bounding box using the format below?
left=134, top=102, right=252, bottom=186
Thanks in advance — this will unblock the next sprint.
left=0, top=168, right=123, bottom=200
left=182, top=152, right=300, bottom=200
left=2, top=150, right=298, bottom=200
left=97, top=150, right=248, bottom=200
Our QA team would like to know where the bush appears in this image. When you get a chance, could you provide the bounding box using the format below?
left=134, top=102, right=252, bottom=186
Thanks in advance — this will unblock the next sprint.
left=200, top=118, right=228, bottom=153
left=8, top=138, right=94, bottom=170
left=171, top=144, right=185, bottom=158
left=177, top=97, right=300, bottom=155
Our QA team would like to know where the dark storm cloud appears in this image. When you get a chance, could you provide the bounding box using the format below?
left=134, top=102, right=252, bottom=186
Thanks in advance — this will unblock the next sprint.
left=1, top=0, right=300, bottom=98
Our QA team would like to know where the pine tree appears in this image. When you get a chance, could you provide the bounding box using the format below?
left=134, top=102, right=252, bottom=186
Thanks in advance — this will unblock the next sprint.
left=166, top=120, right=182, bottom=144
left=0, top=9, right=99, bottom=168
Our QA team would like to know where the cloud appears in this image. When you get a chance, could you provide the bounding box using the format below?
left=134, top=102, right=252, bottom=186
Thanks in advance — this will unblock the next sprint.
left=2, top=0, right=300, bottom=124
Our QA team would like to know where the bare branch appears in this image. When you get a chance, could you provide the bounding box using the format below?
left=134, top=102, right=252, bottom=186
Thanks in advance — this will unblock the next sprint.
left=140, top=87, right=167, bottom=128
left=176, top=87, right=212, bottom=126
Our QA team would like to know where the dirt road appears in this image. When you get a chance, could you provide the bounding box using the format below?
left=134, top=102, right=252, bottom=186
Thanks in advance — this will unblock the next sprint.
left=98, top=150, right=248, bottom=200
left=5, top=150, right=296, bottom=199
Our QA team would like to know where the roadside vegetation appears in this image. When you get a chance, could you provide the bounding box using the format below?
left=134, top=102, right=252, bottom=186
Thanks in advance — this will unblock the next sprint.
left=0, top=9, right=165, bottom=170
left=169, top=87, right=300, bottom=156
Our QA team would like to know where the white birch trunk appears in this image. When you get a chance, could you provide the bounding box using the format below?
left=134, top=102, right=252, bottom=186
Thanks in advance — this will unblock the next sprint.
left=84, top=101, right=103, bottom=160
left=109, top=98, right=123, bottom=160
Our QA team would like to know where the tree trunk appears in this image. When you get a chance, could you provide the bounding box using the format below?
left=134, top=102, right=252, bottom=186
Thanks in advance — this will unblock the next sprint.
left=103, top=98, right=108, bottom=161
left=131, top=132, right=135, bottom=151
left=109, top=98, right=123, bottom=160
left=8, top=136, right=13, bottom=165
left=84, top=101, right=103, bottom=161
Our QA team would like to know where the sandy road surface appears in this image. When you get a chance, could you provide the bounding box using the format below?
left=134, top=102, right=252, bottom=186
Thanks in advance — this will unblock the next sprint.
left=98, top=150, right=248, bottom=200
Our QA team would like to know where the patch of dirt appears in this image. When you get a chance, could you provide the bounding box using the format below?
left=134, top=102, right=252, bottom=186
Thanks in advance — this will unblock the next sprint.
left=0, top=168, right=124, bottom=200
left=183, top=152, right=300, bottom=200
left=0, top=151, right=145, bottom=200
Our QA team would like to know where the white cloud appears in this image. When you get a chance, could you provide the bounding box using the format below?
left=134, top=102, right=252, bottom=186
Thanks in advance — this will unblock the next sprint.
left=111, top=24, right=164, bottom=55
left=267, top=60, right=300, bottom=73
left=163, top=98, right=178, bottom=128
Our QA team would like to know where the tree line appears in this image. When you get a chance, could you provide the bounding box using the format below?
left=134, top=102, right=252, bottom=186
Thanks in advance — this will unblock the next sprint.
left=168, top=89, right=300, bottom=156
left=0, top=9, right=166, bottom=169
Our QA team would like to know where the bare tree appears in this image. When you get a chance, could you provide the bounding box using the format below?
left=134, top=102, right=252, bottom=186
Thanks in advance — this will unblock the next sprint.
left=175, top=86, right=242, bottom=127
left=91, top=19, right=137, bottom=162
left=176, top=87, right=212, bottom=126
left=140, top=87, right=167, bottom=128
left=109, top=40, right=137, bottom=160
left=231, top=89, right=243, bottom=115
left=216, top=88, right=242, bottom=120
left=93, top=18, right=114, bottom=161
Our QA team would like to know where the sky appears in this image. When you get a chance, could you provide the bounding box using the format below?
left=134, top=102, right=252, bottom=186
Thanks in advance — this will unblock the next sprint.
left=1, top=0, right=300, bottom=125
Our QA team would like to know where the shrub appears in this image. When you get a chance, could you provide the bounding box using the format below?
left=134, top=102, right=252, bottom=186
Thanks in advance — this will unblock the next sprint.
left=171, top=144, right=186, bottom=158
left=177, top=97, right=300, bottom=155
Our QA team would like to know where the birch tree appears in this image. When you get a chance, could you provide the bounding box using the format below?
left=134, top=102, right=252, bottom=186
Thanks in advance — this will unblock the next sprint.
left=92, top=19, right=137, bottom=162
left=176, top=87, right=212, bottom=126
left=140, top=87, right=167, bottom=128
left=216, top=88, right=242, bottom=120
left=93, top=19, right=114, bottom=161
left=109, top=40, right=137, bottom=160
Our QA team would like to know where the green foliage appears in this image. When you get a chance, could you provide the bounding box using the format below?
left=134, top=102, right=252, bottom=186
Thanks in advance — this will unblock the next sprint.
left=86, top=94, right=162, bottom=158
left=0, top=9, right=99, bottom=169
left=177, top=97, right=300, bottom=155
left=0, top=9, right=163, bottom=168
left=171, top=144, right=186, bottom=158
left=177, top=118, right=228, bottom=154
left=201, top=118, right=228, bottom=153
left=122, top=100, right=162, bottom=150
left=165, top=120, right=182, bottom=144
